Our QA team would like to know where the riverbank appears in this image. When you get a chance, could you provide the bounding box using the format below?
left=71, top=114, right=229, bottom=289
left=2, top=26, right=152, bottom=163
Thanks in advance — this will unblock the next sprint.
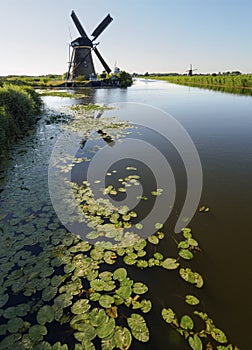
left=144, top=74, right=252, bottom=96
left=0, top=84, right=42, bottom=156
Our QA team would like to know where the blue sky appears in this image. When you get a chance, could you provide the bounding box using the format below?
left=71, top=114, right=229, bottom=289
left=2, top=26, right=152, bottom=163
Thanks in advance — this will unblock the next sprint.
left=0, top=0, right=251, bottom=75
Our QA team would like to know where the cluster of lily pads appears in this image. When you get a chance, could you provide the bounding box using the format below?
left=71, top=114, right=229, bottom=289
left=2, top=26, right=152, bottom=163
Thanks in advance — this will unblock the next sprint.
left=0, top=101, right=241, bottom=350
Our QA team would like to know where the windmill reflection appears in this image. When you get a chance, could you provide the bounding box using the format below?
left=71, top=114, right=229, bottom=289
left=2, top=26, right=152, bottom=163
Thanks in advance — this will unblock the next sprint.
left=80, top=109, right=115, bottom=149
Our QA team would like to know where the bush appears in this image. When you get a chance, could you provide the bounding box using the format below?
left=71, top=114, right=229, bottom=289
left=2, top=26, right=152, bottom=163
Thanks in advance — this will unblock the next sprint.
left=117, top=71, right=133, bottom=88
left=0, top=84, right=42, bottom=155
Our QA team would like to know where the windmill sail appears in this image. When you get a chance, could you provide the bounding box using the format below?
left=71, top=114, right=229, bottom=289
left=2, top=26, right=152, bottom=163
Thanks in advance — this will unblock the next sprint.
left=93, top=47, right=111, bottom=74
left=91, top=14, right=113, bottom=40
left=71, top=11, right=88, bottom=38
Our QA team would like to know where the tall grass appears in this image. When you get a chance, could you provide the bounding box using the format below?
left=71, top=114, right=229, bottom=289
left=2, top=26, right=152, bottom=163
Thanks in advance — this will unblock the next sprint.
left=0, top=85, right=42, bottom=155
left=147, top=74, right=252, bottom=96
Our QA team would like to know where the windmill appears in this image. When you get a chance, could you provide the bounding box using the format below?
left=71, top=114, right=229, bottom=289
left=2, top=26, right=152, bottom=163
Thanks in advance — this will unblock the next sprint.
left=186, top=64, right=197, bottom=76
left=67, top=10, right=113, bottom=80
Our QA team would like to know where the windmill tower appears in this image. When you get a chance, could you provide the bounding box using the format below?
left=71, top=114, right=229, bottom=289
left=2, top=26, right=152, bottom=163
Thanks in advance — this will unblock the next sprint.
left=67, top=10, right=113, bottom=80
left=186, top=64, right=198, bottom=76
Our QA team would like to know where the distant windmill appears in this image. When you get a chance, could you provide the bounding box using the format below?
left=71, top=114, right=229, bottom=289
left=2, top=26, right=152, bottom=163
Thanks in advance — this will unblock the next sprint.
left=186, top=64, right=197, bottom=76
left=67, top=10, right=113, bottom=80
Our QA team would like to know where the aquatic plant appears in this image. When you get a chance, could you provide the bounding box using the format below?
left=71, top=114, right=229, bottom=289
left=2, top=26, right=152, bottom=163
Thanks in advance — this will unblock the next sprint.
left=0, top=101, right=240, bottom=350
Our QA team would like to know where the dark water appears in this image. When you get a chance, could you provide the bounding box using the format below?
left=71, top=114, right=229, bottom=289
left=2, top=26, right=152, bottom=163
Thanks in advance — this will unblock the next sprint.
left=1, top=79, right=251, bottom=349
left=93, top=79, right=252, bottom=349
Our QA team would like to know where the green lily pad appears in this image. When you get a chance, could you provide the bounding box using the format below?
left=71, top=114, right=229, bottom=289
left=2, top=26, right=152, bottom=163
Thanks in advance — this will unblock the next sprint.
left=180, top=315, right=194, bottom=330
left=211, top=328, right=228, bottom=343
left=34, top=341, right=52, bottom=350
left=54, top=293, right=73, bottom=308
left=135, top=223, right=143, bottom=230
left=153, top=252, right=163, bottom=260
left=123, top=255, right=137, bottom=266
left=103, top=251, right=117, bottom=264
left=179, top=249, right=194, bottom=260
left=37, top=305, right=55, bottom=325
left=7, top=317, right=24, bottom=333
left=0, top=324, right=7, bottom=336
left=179, top=268, right=204, bottom=288
left=127, top=313, right=149, bottom=342
left=42, top=286, right=58, bottom=302
left=89, top=308, right=107, bottom=327
left=188, top=238, right=198, bottom=247
left=188, top=334, right=203, bottom=350
left=141, top=300, right=152, bottom=313
left=3, top=307, right=16, bottom=319
left=185, top=295, right=200, bottom=306
left=116, top=285, right=132, bottom=299
left=89, top=292, right=101, bottom=301
left=71, top=299, right=90, bottom=315
left=113, top=268, right=127, bottom=282
left=70, top=314, right=90, bottom=331
left=161, top=308, right=176, bottom=323
left=15, top=304, right=31, bottom=317
left=133, top=282, right=148, bottom=295
left=99, top=295, right=114, bottom=308
left=0, top=294, right=9, bottom=308
left=74, top=324, right=96, bottom=341
left=97, top=317, right=115, bottom=339
left=99, top=271, right=113, bottom=281
left=178, top=240, right=190, bottom=249
left=52, top=342, right=69, bottom=350
left=136, top=260, right=148, bottom=268
left=90, top=279, right=106, bottom=292
left=29, top=324, right=47, bottom=342
left=0, top=334, right=22, bottom=347
left=114, top=326, right=132, bottom=349
left=154, top=223, right=163, bottom=230
left=161, top=258, right=179, bottom=270
left=147, top=235, right=159, bottom=245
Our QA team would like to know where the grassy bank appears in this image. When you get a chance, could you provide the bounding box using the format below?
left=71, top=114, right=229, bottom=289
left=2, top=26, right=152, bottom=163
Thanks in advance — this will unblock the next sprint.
left=0, top=84, right=43, bottom=156
left=147, top=74, right=252, bottom=96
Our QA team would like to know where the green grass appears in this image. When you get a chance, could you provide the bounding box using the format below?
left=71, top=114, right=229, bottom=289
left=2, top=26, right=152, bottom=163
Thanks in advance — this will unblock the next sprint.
left=146, top=74, right=252, bottom=96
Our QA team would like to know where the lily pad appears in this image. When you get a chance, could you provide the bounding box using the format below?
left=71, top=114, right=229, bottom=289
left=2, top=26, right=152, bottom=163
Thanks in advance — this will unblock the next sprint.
left=211, top=328, right=228, bottom=343
left=89, top=308, right=107, bottom=327
left=0, top=294, right=9, bottom=308
left=141, top=300, right=152, bottom=313
left=42, top=286, right=58, bottom=302
left=113, top=268, right=127, bottom=282
left=161, top=258, right=179, bottom=270
left=161, top=308, right=176, bottom=323
left=52, top=342, right=69, bottom=350
left=71, top=299, right=90, bottom=315
left=29, top=324, right=47, bottom=342
left=179, top=268, right=204, bottom=288
left=116, top=285, right=132, bottom=299
left=97, top=317, right=115, bottom=339
left=185, top=295, right=200, bottom=306
left=147, top=235, right=159, bottom=245
left=180, top=315, right=194, bottom=330
left=7, top=317, right=24, bottom=333
left=74, top=324, right=96, bottom=341
left=127, top=313, right=149, bottom=342
left=188, top=334, right=203, bottom=350
left=37, top=305, right=55, bottom=325
left=99, top=295, right=114, bottom=308
left=179, top=249, right=194, bottom=260
left=114, top=326, right=132, bottom=349
left=133, top=282, right=148, bottom=295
